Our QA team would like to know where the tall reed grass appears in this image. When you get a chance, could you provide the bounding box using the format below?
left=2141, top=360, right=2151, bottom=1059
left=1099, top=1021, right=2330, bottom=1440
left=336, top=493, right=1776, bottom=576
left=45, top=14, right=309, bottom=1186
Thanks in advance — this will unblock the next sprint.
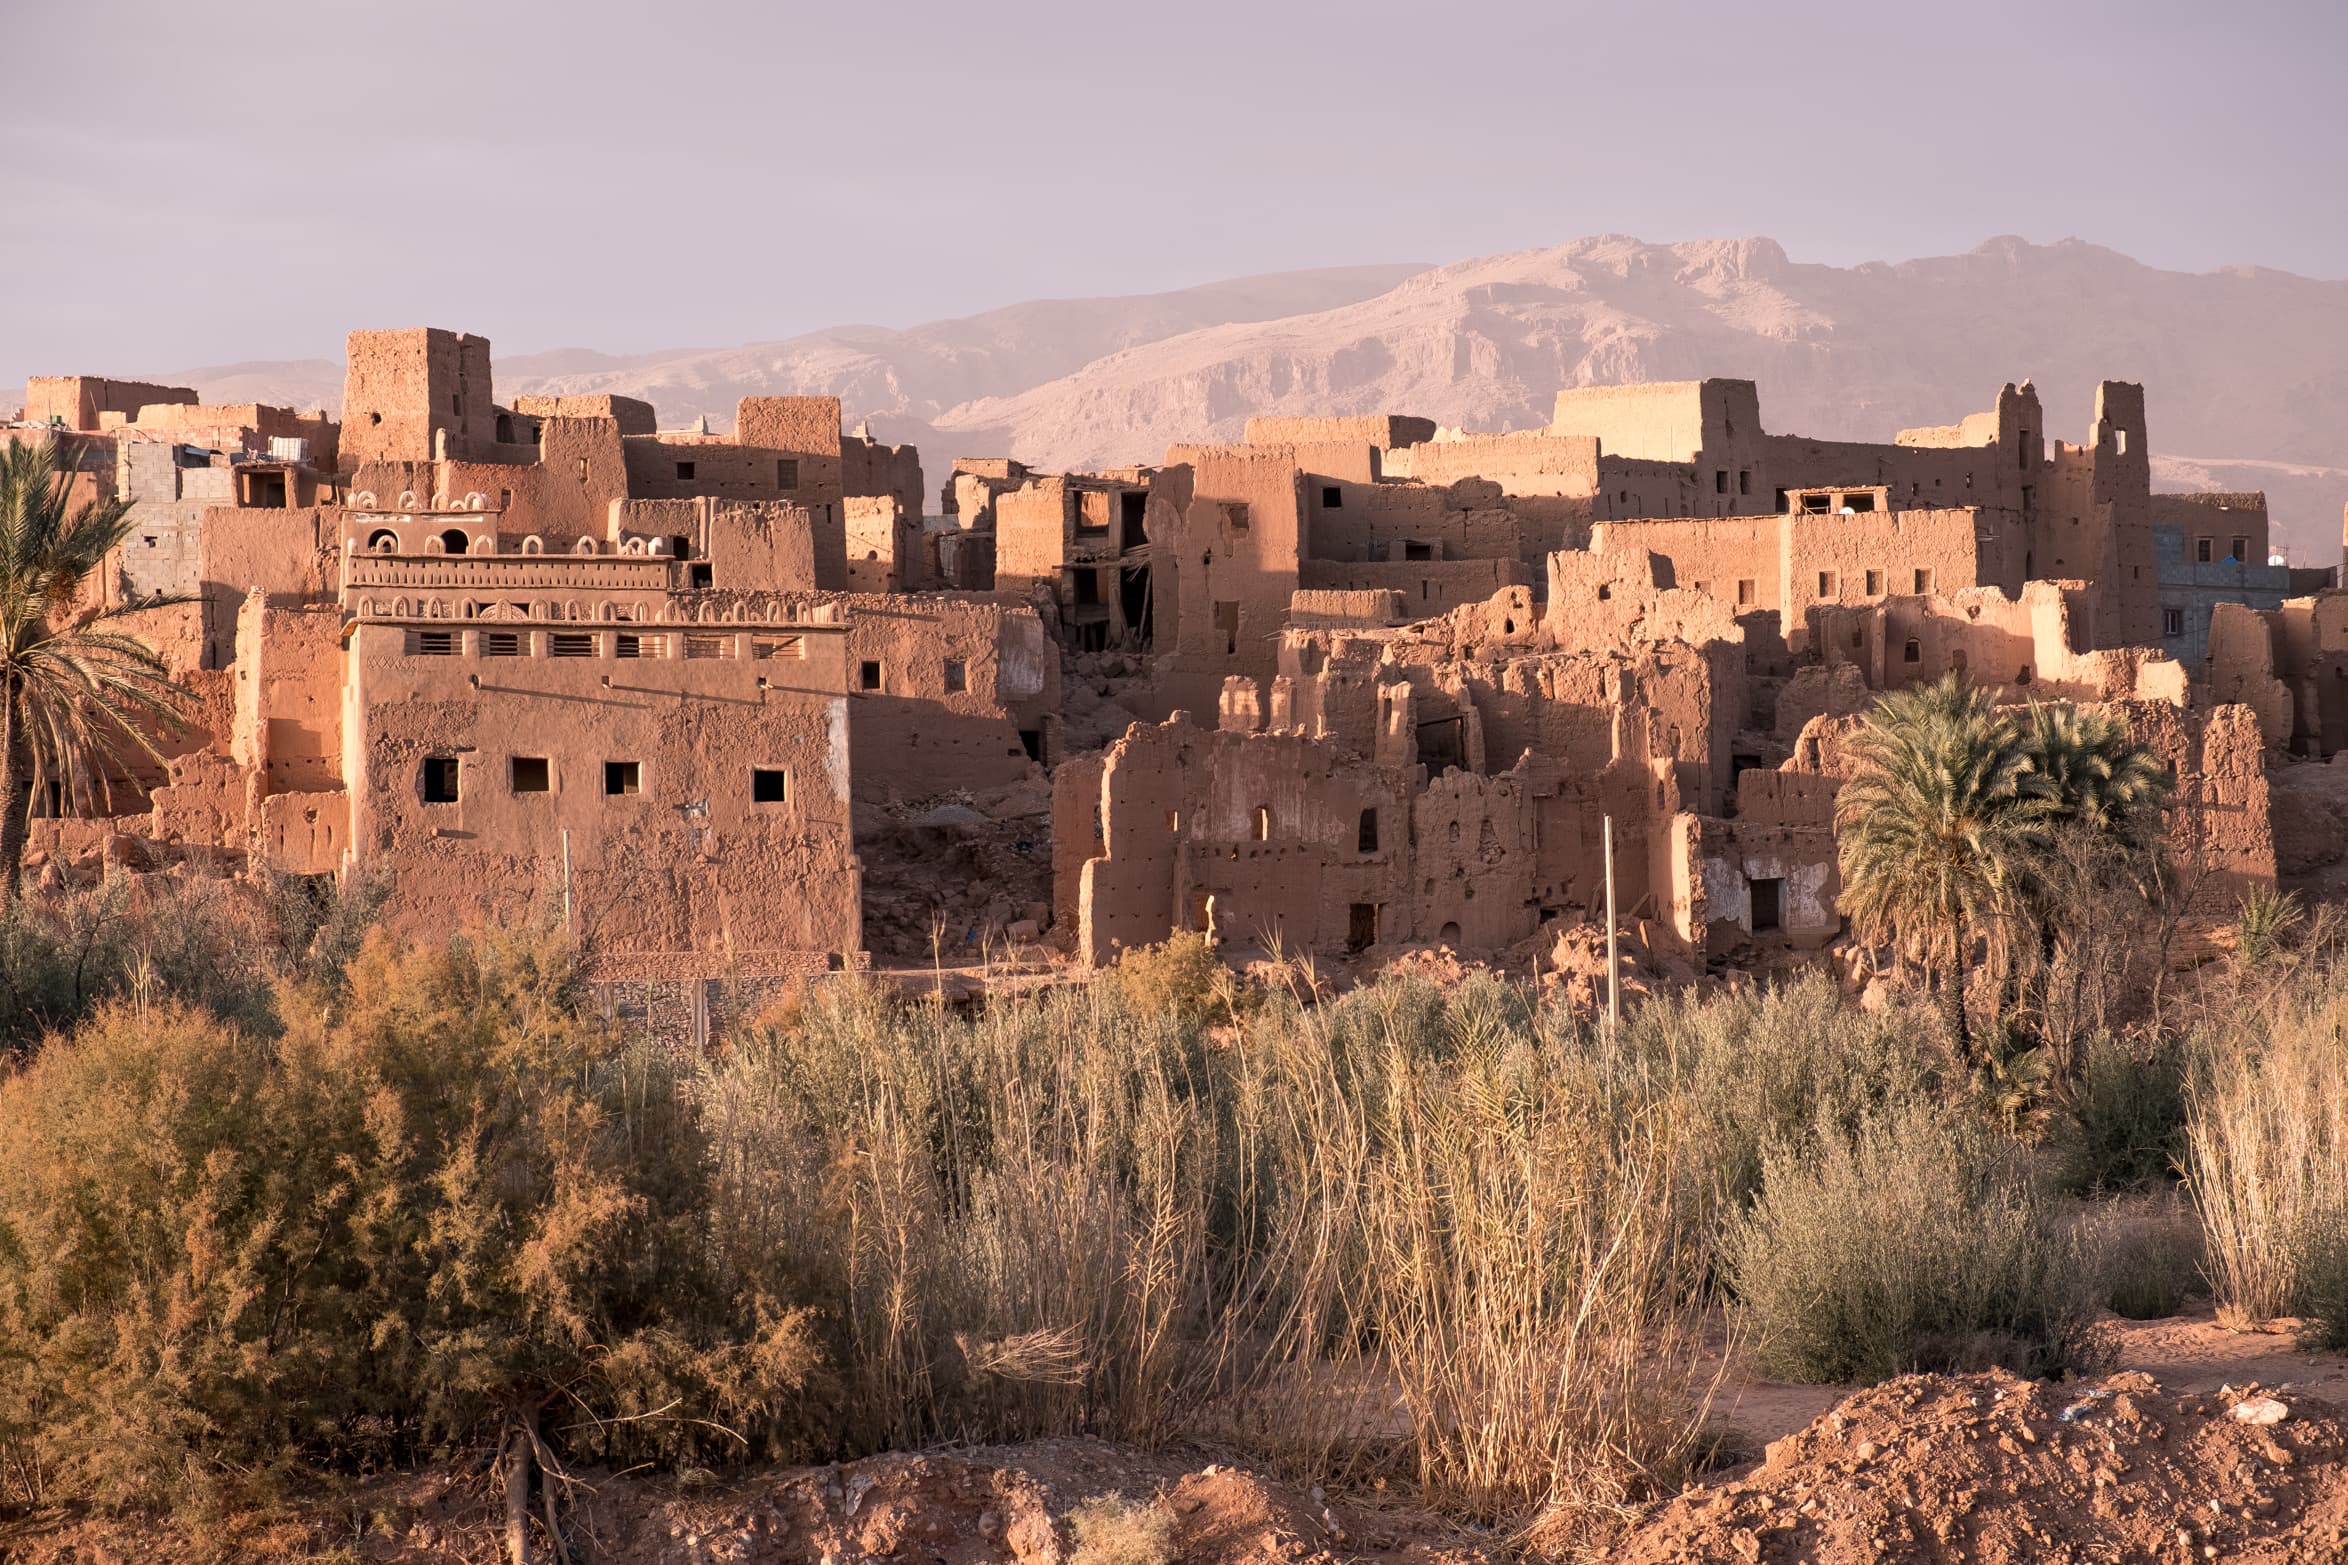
left=2186, top=966, right=2348, bottom=1343
left=696, top=961, right=1717, bottom=1532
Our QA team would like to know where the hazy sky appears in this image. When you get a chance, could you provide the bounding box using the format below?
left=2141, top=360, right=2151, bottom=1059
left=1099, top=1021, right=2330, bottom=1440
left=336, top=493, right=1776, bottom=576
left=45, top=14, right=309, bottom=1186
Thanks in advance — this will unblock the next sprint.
left=3, top=0, right=2342, bottom=377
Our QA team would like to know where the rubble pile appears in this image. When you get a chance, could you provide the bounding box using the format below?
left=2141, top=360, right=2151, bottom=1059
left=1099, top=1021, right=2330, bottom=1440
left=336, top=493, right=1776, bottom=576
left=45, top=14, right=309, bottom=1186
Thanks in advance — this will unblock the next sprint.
left=1618, top=1369, right=2348, bottom=1565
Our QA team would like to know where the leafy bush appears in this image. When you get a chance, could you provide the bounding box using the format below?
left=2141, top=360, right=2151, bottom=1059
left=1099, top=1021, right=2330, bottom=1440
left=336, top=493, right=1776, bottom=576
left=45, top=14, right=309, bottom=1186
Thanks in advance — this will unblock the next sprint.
left=0, top=931, right=817, bottom=1523
left=1625, top=972, right=1935, bottom=1218
left=2057, top=1031, right=2187, bottom=1194
left=1724, top=1097, right=2100, bottom=1383
left=2079, top=1194, right=2202, bottom=1320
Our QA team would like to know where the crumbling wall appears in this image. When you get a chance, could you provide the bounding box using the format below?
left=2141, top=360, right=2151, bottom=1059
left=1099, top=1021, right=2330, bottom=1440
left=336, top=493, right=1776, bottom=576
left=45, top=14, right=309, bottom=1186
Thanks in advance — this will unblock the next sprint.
left=833, top=594, right=1056, bottom=799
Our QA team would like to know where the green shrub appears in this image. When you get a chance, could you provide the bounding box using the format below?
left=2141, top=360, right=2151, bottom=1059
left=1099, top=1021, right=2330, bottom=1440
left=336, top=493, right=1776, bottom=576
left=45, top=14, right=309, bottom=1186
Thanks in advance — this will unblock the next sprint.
left=1724, top=1097, right=2099, bottom=1383
left=2079, top=1195, right=2202, bottom=1320
left=2058, top=1031, right=2187, bottom=1193
left=1627, top=972, right=1936, bottom=1218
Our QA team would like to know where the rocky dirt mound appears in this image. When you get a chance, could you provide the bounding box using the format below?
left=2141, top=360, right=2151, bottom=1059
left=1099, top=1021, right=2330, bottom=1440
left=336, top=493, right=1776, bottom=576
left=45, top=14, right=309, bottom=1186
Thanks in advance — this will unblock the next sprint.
left=0, top=1440, right=1490, bottom=1565
left=1618, top=1368, right=2348, bottom=1564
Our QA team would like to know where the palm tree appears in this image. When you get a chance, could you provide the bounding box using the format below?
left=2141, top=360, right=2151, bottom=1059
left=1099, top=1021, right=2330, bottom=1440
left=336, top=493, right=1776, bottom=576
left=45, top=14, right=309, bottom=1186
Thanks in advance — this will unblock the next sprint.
left=0, top=437, right=194, bottom=899
left=1835, top=675, right=2051, bottom=1055
left=2018, top=700, right=2172, bottom=852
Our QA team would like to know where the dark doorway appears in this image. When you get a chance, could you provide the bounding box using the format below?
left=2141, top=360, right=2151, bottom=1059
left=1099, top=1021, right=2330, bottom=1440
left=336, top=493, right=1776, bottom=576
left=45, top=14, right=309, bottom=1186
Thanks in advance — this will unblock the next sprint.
left=1120, top=565, right=1152, bottom=646
left=1749, top=876, right=1784, bottom=933
left=1347, top=903, right=1378, bottom=952
left=1416, top=715, right=1467, bottom=775
left=1120, top=491, right=1148, bottom=551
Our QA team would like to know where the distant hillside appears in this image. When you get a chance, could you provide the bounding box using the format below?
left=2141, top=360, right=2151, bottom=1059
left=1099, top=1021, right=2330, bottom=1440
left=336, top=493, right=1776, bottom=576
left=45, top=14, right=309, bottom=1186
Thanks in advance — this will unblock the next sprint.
left=152, top=238, right=2348, bottom=560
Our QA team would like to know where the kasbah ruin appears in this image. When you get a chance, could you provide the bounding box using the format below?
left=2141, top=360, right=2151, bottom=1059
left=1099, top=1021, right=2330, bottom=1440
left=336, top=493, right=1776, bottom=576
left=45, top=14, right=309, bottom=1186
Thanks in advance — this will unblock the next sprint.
left=8, top=340, right=2339, bottom=1024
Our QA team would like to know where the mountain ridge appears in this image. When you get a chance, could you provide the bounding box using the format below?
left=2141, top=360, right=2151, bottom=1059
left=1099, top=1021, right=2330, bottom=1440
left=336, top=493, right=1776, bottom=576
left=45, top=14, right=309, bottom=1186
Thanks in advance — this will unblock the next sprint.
left=112, top=238, right=2348, bottom=560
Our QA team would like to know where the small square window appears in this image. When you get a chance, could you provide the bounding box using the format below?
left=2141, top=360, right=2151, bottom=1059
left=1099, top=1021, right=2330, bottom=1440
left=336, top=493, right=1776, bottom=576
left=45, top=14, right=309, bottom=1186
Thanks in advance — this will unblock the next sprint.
left=511, top=756, right=550, bottom=793
left=2163, top=608, right=2185, bottom=638
left=1736, top=578, right=1756, bottom=606
left=1864, top=569, right=1883, bottom=596
left=777, top=458, right=798, bottom=487
left=688, top=562, right=713, bottom=589
left=604, top=760, right=641, bottom=796
left=943, top=658, right=967, bottom=693
left=1903, top=638, right=1922, bottom=664
left=422, top=756, right=460, bottom=803
left=859, top=660, right=883, bottom=692
left=751, top=767, right=788, bottom=804
left=1913, top=568, right=1934, bottom=594
left=1817, top=571, right=1837, bottom=598
left=675, top=460, right=696, bottom=481
left=615, top=633, right=642, bottom=658
left=1321, top=485, right=1342, bottom=508
left=1226, top=502, right=1250, bottom=532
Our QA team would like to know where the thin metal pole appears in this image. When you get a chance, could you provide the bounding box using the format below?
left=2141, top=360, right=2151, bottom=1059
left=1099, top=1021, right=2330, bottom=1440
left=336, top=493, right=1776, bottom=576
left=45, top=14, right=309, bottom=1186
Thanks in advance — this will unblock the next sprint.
left=562, top=828, right=573, bottom=935
left=1603, top=814, right=1620, bottom=1033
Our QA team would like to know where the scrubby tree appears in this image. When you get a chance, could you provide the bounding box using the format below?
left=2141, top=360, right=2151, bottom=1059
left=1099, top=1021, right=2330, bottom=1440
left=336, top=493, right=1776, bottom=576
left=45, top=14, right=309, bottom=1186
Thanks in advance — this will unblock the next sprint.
left=1835, top=675, right=2050, bottom=1054
left=0, top=932, right=817, bottom=1563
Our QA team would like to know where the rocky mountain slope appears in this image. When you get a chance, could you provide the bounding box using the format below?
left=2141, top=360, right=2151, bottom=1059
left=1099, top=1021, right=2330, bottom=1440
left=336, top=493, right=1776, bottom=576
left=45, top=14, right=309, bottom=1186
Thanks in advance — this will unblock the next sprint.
left=160, top=237, right=2348, bottom=558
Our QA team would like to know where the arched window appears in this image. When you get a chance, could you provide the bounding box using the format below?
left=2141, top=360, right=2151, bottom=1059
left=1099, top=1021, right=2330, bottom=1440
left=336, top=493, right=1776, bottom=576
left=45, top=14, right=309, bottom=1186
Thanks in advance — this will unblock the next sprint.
left=368, top=529, right=399, bottom=553
left=1251, top=805, right=1270, bottom=841
left=440, top=528, right=471, bottom=555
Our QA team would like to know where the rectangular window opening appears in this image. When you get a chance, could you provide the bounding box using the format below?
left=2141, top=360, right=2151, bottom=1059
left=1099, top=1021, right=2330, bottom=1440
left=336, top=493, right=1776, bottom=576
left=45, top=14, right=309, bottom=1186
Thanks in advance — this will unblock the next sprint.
left=483, top=630, right=521, bottom=656
left=1913, top=568, right=1935, bottom=594
left=1357, top=807, right=1380, bottom=854
left=675, top=460, right=696, bottom=481
left=604, top=760, right=641, bottom=796
left=1864, top=568, right=1883, bottom=596
left=422, top=756, right=460, bottom=803
left=943, top=658, right=967, bottom=693
left=1817, top=571, right=1837, bottom=598
left=859, top=659, right=883, bottom=691
left=1749, top=876, right=1783, bottom=932
left=511, top=756, right=550, bottom=793
left=1322, top=485, right=1343, bottom=508
left=1226, top=501, right=1250, bottom=533
left=548, top=632, right=595, bottom=658
left=751, top=767, right=788, bottom=804
left=776, top=457, right=798, bottom=487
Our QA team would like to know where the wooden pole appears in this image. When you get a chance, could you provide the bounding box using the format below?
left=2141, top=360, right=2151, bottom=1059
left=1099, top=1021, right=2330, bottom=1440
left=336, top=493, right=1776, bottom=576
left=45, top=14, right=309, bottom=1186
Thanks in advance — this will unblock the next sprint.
left=561, top=828, right=573, bottom=936
left=1603, top=814, right=1620, bottom=1032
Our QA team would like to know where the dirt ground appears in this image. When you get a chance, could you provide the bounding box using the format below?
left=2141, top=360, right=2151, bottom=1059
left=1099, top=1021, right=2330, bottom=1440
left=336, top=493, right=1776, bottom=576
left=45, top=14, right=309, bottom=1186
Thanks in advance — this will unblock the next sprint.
left=6, top=1311, right=2343, bottom=1564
